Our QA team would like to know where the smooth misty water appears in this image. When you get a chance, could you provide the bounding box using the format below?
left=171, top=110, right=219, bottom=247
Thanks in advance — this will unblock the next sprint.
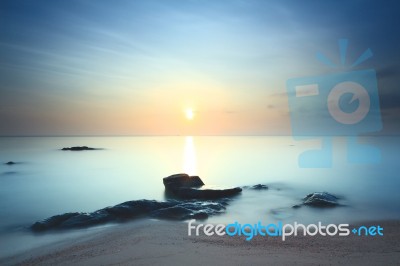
left=0, top=136, right=399, bottom=258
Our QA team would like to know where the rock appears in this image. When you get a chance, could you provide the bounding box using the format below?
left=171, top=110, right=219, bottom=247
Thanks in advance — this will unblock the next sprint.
left=31, top=212, right=81, bottom=232
left=60, top=210, right=112, bottom=229
left=105, top=200, right=176, bottom=219
left=163, top=173, right=241, bottom=199
left=242, top=184, right=268, bottom=190
left=5, top=161, right=16, bottom=165
left=296, top=192, right=340, bottom=208
left=61, top=146, right=99, bottom=151
left=31, top=173, right=242, bottom=232
left=172, top=187, right=242, bottom=199
left=163, top=173, right=204, bottom=190
left=31, top=199, right=227, bottom=232
left=250, top=184, right=268, bottom=190
left=150, top=201, right=226, bottom=220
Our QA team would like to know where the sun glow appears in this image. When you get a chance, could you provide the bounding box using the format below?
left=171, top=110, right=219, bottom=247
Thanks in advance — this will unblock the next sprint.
left=185, top=108, right=194, bottom=120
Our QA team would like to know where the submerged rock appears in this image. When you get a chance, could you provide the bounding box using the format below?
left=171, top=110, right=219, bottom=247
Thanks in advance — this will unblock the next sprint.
left=294, top=192, right=340, bottom=208
left=1, top=171, right=18, bottom=175
left=163, top=173, right=241, bottom=199
left=31, top=199, right=227, bottom=232
left=270, top=207, right=294, bottom=219
left=61, top=146, right=99, bottom=151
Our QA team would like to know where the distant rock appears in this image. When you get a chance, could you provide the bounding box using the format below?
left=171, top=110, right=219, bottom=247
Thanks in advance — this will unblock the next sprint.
left=163, top=173, right=241, bottom=199
left=294, top=192, right=340, bottom=208
left=250, top=184, right=268, bottom=190
left=241, top=184, right=268, bottom=190
left=31, top=199, right=227, bottom=232
left=61, top=146, right=99, bottom=151
left=5, top=161, right=16, bottom=165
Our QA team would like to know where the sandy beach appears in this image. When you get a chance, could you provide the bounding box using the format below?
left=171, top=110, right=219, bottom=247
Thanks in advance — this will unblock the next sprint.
left=3, top=219, right=399, bottom=266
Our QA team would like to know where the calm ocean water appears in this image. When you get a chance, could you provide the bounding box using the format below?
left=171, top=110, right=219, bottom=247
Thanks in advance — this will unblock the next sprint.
left=1, top=136, right=399, bottom=258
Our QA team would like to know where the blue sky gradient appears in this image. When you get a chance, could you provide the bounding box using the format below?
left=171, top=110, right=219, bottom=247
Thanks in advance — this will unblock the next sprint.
left=0, top=0, right=399, bottom=135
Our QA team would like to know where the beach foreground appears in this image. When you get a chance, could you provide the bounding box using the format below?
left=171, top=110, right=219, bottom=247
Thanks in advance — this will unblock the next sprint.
left=4, top=220, right=400, bottom=266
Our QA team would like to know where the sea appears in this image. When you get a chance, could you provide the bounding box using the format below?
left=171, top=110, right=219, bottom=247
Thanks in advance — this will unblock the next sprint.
left=0, top=136, right=399, bottom=258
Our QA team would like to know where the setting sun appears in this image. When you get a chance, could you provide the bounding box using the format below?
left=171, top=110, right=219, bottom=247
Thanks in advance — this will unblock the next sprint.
left=185, top=109, right=194, bottom=120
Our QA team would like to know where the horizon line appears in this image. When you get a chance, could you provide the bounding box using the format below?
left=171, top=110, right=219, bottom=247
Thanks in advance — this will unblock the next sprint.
left=0, top=133, right=397, bottom=137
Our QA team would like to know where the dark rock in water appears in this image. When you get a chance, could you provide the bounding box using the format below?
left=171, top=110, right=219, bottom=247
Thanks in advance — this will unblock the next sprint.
left=154, top=200, right=225, bottom=219
left=250, top=184, right=268, bottom=190
left=172, top=187, right=242, bottom=199
left=59, top=210, right=112, bottom=229
left=242, top=184, right=269, bottom=190
left=150, top=201, right=226, bottom=220
left=5, top=161, right=16, bottom=165
left=163, top=173, right=241, bottom=199
left=31, top=199, right=227, bottom=232
left=1, top=171, right=18, bottom=175
left=295, top=192, right=340, bottom=208
left=31, top=212, right=81, bottom=232
left=32, top=174, right=241, bottom=232
left=105, top=200, right=174, bottom=219
left=61, top=146, right=99, bottom=151
left=163, top=173, right=204, bottom=190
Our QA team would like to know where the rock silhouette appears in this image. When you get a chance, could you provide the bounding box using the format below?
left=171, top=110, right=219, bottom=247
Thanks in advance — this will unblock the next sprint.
left=250, top=184, right=269, bottom=190
left=61, top=146, right=99, bottom=151
left=163, top=173, right=242, bottom=199
left=293, top=192, right=341, bottom=208
left=163, top=173, right=204, bottom=190
left=31, top=199, right=227, bottom=232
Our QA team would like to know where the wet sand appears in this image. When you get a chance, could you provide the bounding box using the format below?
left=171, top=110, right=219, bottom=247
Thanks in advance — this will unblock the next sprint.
left=3, top=219, right=400, bottom=266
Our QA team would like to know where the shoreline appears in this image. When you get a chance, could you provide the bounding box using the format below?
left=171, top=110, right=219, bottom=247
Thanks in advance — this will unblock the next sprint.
left=3, top=219, right=400, bottom=265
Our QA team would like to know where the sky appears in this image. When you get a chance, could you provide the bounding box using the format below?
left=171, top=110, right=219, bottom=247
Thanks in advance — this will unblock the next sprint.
left=0, top=0, right=399, bottom=136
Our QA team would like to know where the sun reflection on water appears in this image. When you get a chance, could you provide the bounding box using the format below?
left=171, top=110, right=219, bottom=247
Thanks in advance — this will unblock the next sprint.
left=183, top=136, right=196, bottom=175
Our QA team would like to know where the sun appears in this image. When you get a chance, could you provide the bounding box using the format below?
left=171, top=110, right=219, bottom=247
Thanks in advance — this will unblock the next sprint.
left=185, top=108, right=194, bottom=120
